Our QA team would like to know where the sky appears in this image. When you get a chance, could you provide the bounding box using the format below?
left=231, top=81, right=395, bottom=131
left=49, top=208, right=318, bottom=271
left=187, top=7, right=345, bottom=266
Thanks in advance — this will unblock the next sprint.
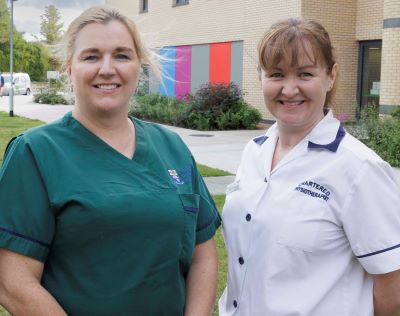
left=12, top=0, right=105, bottom=41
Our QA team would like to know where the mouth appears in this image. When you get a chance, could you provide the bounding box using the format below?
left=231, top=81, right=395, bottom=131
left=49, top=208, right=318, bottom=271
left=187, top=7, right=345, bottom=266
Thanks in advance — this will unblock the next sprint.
left=94, top=84, right=121, bottom=90
left=278, top=100, right=305, bottom=106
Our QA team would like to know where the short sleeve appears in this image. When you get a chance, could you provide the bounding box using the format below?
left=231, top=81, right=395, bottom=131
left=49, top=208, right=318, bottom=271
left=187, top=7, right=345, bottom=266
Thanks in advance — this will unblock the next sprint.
left=343, top=159, right=400, bottom=274
left=190, top=156, right=221, bottom=244
left=0, top=135, right=54, bottom=262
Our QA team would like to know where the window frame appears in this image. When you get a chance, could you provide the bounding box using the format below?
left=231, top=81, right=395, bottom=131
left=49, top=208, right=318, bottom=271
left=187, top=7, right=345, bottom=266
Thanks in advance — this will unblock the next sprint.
left=139, top=0, right=148, bottom=13
left=172, top=0, right=189, bottom=7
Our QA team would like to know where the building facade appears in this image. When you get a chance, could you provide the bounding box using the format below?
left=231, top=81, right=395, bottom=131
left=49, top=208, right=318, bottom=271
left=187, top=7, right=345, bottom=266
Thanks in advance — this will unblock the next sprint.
left=106, top=0, right=400, bottom=120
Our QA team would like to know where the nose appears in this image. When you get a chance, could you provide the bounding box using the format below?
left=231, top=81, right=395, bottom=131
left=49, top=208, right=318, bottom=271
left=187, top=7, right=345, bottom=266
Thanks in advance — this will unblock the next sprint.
left=98, top=56, right=116, bottom=76
left=281, top=78, right=300, bottom=98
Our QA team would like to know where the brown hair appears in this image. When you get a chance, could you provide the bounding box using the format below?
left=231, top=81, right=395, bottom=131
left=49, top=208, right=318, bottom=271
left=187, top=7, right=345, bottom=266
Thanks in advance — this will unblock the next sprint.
left=60, top=5, right=151, bottom=71
left=258, top=18, right=338, bottom=107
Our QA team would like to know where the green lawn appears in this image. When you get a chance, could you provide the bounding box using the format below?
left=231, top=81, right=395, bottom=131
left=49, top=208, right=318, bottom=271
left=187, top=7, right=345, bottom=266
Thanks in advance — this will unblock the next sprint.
left=0, top=113, right=228, bottom=315
left=0, top=112, right=43, bottom=164
left=197, top=163, right=232, bottom=177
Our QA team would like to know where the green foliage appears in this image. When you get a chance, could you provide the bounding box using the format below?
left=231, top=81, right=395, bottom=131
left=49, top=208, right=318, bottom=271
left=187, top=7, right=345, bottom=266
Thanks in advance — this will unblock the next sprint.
left=131, top=83, right=261, bottom=131
left=40, top=5, right=64, bottom=45
left=390, top=107, right=400, bottom=121
left=33, top=91, right=68, bottom=105
left=130, top=94, right=188, bottom=126
left=0, top=0, right=52, bottom=81
left=354, top=104, right=400, bottom=167
left=185, top=83, right=261, bottom=130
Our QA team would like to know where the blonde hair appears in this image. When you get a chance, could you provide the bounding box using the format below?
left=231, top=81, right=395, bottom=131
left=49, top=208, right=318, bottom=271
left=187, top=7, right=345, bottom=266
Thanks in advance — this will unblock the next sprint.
left=60, top=5, right=152, bottom=71
left=258, top=18, right=338, bottom=108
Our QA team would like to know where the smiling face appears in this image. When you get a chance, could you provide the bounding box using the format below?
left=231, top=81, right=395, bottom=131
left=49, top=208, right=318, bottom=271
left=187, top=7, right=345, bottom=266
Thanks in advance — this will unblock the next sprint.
left=261, top=43, right=337, bottom=133
left=68, top=20, right=140, bottom=116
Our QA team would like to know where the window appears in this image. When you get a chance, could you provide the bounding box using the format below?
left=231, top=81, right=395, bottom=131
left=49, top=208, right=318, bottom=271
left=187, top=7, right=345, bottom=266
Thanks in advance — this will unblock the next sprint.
left=173, top=0, right=189, bottom=7
left=139, top=0, right=148, bottom=13
left=357, top=40, right=382, bottom=115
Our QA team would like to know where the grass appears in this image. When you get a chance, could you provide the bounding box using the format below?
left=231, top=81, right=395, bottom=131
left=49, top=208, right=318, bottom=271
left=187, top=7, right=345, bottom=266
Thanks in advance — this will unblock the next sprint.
left=197, top=163, right=233, bottom=177
left=0, top=112, right=43, bottom=164
left=213, top=194, right=227, bottom=315
left=0, top=113, right=228, bottom=315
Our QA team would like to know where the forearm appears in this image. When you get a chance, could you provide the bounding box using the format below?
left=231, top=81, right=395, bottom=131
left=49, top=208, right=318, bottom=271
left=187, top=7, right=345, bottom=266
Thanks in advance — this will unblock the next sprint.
left=184, top=239, right=218, bottom=316
left=0, top=281, right=67, bottom=316
left=375, top=304, right=400, bottom=316
left=374, top=271, right=400, bottom=316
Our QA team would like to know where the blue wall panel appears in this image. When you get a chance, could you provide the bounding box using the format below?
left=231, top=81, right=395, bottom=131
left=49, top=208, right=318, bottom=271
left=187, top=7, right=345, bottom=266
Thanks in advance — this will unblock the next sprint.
left=159, top=46, right=176, bottom=97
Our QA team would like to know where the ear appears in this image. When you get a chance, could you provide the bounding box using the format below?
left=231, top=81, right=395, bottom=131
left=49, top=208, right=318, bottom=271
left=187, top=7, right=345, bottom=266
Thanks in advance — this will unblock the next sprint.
left=329, top=63, right=338, bottom=89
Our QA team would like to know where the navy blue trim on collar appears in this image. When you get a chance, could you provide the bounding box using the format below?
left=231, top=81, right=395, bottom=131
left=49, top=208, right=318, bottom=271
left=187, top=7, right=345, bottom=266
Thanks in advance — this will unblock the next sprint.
left=356, top=243, right=400, bottom=258
left=253, top=135, right=268, bottom=145
left=308, top=126, right=346, bottom=153
left=0, top=227, right=51, bottom=248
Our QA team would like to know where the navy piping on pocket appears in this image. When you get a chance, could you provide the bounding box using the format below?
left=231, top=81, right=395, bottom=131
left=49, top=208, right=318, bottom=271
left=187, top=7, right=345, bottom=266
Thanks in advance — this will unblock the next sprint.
left=196, top=208, right=219, bottom=232
left=356, top=243, right=400, bottom=258
left=0, top=227, right=51, bottom=248
left=184, top=206, right=199, bottom=213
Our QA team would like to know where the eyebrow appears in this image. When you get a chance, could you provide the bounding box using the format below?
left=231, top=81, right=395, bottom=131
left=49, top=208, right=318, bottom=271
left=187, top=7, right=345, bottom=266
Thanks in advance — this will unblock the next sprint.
left=78, top=47, right=135, bottom=55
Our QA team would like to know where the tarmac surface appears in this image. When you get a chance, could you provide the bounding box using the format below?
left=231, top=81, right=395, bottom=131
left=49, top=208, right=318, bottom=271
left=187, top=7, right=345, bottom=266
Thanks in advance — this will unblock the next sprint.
left=1, top=95, right=400, bottom=194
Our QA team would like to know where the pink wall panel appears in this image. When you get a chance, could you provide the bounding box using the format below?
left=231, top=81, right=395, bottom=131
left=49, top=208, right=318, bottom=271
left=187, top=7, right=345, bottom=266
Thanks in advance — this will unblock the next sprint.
left=175, top=46, right=192, bottom=99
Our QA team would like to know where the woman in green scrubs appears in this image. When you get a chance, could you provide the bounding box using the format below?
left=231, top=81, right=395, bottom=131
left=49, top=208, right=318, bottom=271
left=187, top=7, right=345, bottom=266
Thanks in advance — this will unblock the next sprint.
left=0, top=6, right=220, bottom=316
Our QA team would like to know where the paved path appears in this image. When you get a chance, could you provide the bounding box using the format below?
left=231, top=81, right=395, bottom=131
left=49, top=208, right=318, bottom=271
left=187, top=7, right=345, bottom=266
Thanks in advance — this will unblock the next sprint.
left=1, top=95, right=399, bottom=194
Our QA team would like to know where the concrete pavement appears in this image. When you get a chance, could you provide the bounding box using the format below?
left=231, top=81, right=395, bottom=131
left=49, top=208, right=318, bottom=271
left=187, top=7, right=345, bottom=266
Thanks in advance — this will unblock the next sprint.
left=1, top=95, right=400, bottom=194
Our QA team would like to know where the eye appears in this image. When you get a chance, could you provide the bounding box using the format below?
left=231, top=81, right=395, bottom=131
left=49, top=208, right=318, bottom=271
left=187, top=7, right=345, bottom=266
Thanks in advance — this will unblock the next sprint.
left=300, top=72, right=313, bottom=78
left=115, top=54, right=131, bottom=60
left=83, top=55, right=98, bottom=62
left=268, top=72, right=283, bottom=78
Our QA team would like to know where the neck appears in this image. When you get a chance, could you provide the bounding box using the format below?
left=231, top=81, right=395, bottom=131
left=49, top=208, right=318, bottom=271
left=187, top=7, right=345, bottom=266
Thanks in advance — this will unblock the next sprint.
left=72, top=106, right=136, bottom=159
left=72, top=106, right=130, bottom=138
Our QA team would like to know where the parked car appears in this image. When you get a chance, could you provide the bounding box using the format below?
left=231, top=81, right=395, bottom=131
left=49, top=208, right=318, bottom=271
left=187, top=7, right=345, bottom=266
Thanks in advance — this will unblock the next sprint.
left=1, top=73, right=31, bottom=96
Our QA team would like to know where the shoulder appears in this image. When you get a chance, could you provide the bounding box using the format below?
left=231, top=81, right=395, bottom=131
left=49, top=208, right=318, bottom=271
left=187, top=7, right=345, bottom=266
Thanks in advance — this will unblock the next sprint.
left=132, top=117, right=187, bottom=147
left=340, top=132, right=384, bottom=165
left=339, top=132, right=396, bottom=183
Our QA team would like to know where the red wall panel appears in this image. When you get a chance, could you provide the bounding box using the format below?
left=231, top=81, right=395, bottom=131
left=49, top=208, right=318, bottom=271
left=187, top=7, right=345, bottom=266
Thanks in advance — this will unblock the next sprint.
left=209, top=42, right=231, bottom=84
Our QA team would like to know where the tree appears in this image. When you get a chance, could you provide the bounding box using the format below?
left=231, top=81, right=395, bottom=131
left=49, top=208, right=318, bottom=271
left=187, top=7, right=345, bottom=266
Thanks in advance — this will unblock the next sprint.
left=40, top=5, right=64, bottom=45
left=0, top=0, right=10, bottom=44
left=0, top=0, right=51, bottom=81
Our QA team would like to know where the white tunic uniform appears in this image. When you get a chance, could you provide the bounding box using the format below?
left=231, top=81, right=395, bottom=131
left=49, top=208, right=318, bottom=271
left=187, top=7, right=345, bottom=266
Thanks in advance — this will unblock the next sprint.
left=219, top=111, right=400, bottom=316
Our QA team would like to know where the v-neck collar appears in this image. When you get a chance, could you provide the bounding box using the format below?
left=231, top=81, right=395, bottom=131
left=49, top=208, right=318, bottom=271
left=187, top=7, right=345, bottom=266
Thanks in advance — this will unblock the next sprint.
left=260, top=110, right=346, bottom=175
left=62, top=111, right=149, bottom=165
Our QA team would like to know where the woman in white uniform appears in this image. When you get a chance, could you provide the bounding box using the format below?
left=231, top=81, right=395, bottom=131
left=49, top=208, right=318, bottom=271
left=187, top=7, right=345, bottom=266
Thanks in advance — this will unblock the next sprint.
left=219, top=18, right=400, bottom=316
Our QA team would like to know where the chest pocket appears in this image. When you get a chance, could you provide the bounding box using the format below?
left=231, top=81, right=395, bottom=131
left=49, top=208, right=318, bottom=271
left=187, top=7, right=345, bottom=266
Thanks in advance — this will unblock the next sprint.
left=178, top=193, right=200, bottom=271
left=276, top=193, right=327, bottom=253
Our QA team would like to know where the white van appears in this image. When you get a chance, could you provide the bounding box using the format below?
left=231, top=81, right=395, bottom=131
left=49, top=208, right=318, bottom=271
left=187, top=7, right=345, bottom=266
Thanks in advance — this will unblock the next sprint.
left=1, top=73, right=31, bottom=96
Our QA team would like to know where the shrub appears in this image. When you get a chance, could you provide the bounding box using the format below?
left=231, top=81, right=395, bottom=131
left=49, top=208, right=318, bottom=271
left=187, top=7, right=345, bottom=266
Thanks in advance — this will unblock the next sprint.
left=129, top=83, right=261, bottom=131
left=184, top=83, right=261, bottom=130
left=33, top=91, right=68, bottom=105
left=352, top=104, right=400, bottom=167
left=390, top=107, right=400, bottom=121
left=129, top=94, right=188, bottom=126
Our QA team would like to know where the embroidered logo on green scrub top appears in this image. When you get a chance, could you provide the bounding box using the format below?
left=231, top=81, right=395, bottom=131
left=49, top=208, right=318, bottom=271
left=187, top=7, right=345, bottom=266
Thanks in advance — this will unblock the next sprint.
left=168, top=169, right=185, bottom=185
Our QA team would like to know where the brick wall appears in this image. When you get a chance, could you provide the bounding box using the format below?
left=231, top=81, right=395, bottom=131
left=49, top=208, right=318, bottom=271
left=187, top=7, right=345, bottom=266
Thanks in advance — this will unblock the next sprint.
left=302, top=0, right=358, bottom=119
left=106, top=0, right=388, bottom=119
left=380, top=0, right=400, bottom=108
left=356, top=0, right=383, bottom=41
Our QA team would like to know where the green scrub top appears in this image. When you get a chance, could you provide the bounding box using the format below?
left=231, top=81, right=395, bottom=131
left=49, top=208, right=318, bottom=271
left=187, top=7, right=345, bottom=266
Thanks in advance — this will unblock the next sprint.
left=0, top=112, right=221, bottom=315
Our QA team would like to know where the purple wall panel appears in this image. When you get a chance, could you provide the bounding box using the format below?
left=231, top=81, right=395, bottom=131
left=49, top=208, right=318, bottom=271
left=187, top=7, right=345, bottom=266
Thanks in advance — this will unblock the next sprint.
left=175, top=46, right=192, bottom=99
